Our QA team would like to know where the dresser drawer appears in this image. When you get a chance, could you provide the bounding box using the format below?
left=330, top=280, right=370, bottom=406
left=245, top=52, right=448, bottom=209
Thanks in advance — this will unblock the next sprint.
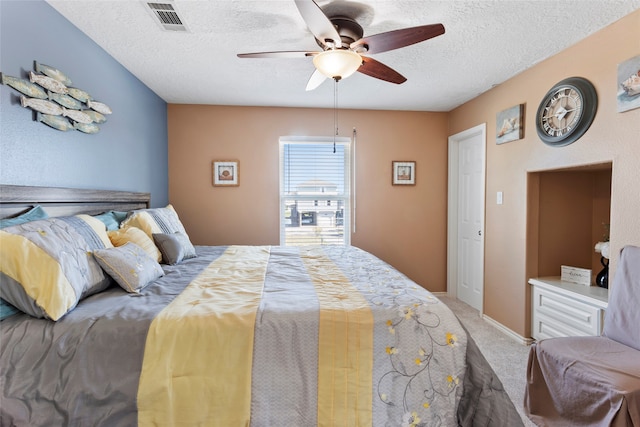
left=532, top=286, right=603, bottom=337
left=533, top=312, right=597, bottom=340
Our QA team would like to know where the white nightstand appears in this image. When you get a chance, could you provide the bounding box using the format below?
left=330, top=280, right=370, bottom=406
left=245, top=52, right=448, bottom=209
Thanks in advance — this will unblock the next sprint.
left=529, top=277, right=608, bottom=340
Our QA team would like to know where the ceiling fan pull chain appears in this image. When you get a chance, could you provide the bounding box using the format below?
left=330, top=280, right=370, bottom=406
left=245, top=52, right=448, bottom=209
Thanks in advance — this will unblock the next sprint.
left=334, top=77, right=338, bottom=153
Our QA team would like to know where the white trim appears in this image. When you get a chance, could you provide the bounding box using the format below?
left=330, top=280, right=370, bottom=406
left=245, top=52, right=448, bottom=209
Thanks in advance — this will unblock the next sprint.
left=279, top=136, right=350, bottom=144
left=430, top=291, right=448, bottom=297
left=447, top=139, right=459, bottom=300
left=482, top=314, right=535, bottom=346
left=351, top=128, right=357, bottom=234
left=447, top=123, right=486, bottom=313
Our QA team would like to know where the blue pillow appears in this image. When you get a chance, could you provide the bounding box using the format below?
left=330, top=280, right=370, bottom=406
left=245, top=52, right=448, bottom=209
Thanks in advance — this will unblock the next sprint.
left=94, top=210, right=128, bottom=231
left=0, top=205, right=48, bottom=229
left=0, top=298, right=19, bottom=320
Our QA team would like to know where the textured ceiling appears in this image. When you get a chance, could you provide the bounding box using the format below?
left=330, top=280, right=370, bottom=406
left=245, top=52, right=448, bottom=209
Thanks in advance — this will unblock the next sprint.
left=47, top=0, right=639, bottom=112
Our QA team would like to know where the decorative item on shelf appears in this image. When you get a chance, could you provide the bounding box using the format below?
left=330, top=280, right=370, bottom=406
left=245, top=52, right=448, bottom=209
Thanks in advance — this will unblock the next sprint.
left=212, top=160, right=239, bottom=187
left=496, top=104, right=524, bottom=144
left=560, top=265, right=592, bottom=287
left=392, top=161, right=416, bottom=186
left=0, top=60, right=112, bottom=134
left=595, top=241, right=610, bottom=289
left=617, top=54, right=640, bottom=113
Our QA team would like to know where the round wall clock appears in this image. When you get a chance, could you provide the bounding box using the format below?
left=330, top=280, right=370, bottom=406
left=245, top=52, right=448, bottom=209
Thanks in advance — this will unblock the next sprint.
left=535, top=77, right=598, bottom=147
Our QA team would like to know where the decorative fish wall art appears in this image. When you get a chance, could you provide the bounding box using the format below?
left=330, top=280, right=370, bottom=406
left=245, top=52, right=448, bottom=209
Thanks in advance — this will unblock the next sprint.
left=29, top=71, right=68, bottom=94
left=0, top=61, right=113, bottom=134
left=35, top=61, right=72, bottom=86
left=48, top=91, right=84, bottom=110
left=83, top=109, right=107, bottom=124
left=36, top=112, right=75, bottom=132
left=20, top=95, right=63, bottom=116
left=0, top=74, right=47, bottom=99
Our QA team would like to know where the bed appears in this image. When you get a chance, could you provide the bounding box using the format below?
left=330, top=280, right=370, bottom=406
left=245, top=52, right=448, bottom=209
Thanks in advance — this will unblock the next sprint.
left=0, top=185, right=523, bottom=426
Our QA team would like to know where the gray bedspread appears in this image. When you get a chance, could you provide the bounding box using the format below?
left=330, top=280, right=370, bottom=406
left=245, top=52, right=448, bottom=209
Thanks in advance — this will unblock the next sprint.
left=1, top=245, right=522, bottom=426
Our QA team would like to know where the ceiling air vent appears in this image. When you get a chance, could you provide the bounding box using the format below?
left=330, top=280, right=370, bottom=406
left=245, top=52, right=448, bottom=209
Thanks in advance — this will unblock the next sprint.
left=145, top=1, right=188, bottom=32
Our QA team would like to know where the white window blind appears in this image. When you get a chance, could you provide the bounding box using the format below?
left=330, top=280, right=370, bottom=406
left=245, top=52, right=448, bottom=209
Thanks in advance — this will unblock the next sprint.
left=279, top=136, right=351, bottom=246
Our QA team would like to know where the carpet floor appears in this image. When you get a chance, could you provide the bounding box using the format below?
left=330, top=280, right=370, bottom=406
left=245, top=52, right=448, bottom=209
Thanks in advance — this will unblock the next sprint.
left=440, top=296, right=536, bottom=426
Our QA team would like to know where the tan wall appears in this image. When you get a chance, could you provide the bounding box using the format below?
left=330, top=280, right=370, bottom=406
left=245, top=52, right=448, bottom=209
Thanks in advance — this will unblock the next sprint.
left=168, top=106, right=449, bottom=291
left=449, top=11, right=640, bottom=337
left=533, top=170, right=610, bottom=276
left=169, top=11, right=639, bottom=338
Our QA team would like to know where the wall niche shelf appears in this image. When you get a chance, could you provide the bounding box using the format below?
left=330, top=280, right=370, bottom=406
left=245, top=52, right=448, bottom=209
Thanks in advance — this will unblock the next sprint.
left=526, top=161, right=612, bottom=339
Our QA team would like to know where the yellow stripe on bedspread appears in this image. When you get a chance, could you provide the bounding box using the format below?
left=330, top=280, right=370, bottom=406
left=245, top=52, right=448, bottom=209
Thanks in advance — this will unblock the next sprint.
left=301, top=247, right=374, bottom=427
left=137, top=246, right=270, bottom=427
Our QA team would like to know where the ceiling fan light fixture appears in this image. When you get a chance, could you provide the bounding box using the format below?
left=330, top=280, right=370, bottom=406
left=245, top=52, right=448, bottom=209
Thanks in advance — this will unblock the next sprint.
left=313, top=49, right=362, bottom=80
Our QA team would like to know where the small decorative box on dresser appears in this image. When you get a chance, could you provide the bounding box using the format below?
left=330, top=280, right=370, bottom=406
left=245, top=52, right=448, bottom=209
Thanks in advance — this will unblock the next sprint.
left=529, top=277, right=609, bottom=340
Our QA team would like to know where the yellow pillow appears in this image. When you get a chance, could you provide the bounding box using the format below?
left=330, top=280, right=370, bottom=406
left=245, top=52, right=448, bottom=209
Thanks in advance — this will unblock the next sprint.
left=120, top=205, right=191, bottom=241
left=108, top=227, right=162, bottom=263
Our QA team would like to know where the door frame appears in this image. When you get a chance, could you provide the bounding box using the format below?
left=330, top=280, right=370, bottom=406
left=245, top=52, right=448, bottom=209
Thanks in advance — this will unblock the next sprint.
left=447, top=123, right=486, bottom=313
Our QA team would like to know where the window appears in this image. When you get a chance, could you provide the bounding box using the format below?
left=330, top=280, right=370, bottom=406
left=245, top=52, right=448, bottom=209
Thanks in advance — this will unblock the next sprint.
left=279, top=136, right=351, bottom=246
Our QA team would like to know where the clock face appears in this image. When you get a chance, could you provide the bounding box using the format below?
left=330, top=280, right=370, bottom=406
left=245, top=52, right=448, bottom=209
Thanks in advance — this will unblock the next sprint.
left=539, top=87, right=583, bottom=137
left=536, top=77, right=598, bottom=147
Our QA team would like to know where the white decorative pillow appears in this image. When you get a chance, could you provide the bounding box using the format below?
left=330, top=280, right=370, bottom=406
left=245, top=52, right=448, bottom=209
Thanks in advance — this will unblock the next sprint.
left=93, top=242, right=164, bottom=293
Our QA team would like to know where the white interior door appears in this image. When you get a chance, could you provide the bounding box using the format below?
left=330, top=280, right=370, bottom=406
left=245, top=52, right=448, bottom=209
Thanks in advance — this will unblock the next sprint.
left=447, top=124, right=485, bottom=312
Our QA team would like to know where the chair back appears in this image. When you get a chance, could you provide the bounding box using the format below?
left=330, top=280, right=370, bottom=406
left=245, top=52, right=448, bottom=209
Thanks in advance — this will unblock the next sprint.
left=603, top=245, right=640, bottom=350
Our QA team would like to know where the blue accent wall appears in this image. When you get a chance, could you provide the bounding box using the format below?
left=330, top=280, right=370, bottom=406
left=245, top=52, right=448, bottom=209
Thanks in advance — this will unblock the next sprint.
left=0, top=1, right=168, bottom=207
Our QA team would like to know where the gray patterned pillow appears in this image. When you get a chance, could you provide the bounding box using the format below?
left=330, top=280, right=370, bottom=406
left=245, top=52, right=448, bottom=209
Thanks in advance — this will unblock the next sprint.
left=0, top=215, right=113, bottom=320
left=93, top=242, right=164, bottom=293
left=121, top=205, right=190, bottom=238
left=153, top=232, right=197, bottom=265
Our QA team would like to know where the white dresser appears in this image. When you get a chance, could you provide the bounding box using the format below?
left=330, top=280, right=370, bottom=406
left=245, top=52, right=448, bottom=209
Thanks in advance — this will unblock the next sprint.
left=529, top=277, right=608, bottom=340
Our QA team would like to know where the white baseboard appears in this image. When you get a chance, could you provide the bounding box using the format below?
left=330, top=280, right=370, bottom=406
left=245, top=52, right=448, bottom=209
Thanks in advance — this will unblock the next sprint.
left=435, top=292, right=534, bottom=346
left=482, top=314, right=535, bottom=346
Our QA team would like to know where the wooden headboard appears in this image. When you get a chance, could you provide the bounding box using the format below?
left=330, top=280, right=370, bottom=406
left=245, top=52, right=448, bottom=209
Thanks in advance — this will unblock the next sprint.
left=0, top=185, right=150, bottom=219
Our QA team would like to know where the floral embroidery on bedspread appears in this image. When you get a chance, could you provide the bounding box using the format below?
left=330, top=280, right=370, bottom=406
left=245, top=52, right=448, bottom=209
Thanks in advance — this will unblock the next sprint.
left=322, top=246, right=468, bottom=427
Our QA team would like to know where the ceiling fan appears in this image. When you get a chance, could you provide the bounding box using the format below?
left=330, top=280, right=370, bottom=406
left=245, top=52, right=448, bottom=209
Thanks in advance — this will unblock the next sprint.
left=237, top=0, right=445, bottom=91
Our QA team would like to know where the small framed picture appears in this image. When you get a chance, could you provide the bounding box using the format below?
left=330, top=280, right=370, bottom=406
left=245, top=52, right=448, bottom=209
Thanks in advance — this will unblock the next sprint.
left=392, top=161, right=416, bottom=185
left=617, top=54, right=640, bottom=113
left=212, top=160, right=239, bottom=186
left=496, top=104, right=524, bottom=144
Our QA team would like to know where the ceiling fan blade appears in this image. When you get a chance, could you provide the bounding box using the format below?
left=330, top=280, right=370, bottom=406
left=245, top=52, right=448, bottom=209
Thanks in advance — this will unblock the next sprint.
left=305, top=69, right=328, bottom=91
left=237, top=51, right=318, bottom=59
left=351, top=23, right=445, bottom=54
left=358, top=57, right=407, bottom=84
left=294, top=0, right=342, bottom=48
